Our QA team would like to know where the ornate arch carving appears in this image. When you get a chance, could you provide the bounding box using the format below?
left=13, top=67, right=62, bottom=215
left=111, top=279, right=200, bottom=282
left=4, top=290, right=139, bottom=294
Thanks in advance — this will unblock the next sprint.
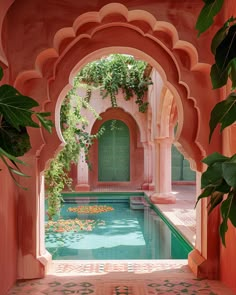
left=13, top=3, right=221, bottom=172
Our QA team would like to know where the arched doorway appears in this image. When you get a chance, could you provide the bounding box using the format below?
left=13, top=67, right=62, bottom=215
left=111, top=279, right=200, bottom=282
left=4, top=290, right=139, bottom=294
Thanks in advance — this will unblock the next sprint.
left=10, top=3, right=222, bottom=280
left=89, top=107, right=144, bottom=190
left=98, top=120, right=130, bottom=182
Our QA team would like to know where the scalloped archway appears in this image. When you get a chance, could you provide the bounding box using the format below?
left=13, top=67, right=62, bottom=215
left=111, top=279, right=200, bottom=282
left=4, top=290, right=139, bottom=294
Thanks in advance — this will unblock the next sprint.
left=12, top=3, right=221, bottom=280
left=14, top=3, right=221, bottom=172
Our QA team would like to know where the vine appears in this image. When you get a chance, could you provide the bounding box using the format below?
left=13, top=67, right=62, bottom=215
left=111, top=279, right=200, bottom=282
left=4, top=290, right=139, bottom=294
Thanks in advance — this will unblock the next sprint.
left=77, top=54, right=153, bottom=113
left=45, top=54, right=152, bottom=219
left=45, top=83, right=104, bottom=219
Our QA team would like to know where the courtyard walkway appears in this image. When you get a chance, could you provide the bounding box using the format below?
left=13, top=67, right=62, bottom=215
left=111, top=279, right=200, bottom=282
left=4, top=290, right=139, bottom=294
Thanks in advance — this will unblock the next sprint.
left=9, top=185, right=234, bottom=295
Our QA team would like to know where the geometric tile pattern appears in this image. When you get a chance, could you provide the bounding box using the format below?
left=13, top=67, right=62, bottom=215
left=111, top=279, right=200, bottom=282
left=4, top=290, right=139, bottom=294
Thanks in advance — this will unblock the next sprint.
left=52, top=261, right=191, bottom=274
left=9, top=276, right=234, bottom=295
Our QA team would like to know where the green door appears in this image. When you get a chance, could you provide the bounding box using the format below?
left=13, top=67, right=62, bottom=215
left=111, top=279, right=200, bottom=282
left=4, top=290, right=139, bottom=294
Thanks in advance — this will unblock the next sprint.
left=98, top=120, right=130, bottom=181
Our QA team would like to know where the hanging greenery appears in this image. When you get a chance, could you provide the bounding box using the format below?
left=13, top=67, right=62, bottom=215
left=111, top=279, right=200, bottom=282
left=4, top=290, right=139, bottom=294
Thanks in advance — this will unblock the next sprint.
left=44, top=54, right=152, bottom=219
left=77, top=54, right=153, bottom=113
left=195, top=0, right=236, bottom=246
left=45, top=82, right=104, bottom=219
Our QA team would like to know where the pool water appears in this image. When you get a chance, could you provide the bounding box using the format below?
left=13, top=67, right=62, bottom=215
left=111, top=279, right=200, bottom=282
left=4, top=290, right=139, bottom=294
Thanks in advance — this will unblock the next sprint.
left=45, top=197, right=192, bottom=260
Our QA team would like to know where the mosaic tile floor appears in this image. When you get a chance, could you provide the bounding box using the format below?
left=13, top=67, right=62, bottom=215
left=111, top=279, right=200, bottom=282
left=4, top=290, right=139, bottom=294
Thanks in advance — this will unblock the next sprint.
left=9, top=264, right=234, bottom=295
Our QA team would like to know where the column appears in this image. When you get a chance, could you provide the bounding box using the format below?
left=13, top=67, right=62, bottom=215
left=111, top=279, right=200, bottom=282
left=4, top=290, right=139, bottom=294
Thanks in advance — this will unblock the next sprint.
left=150, top=137, right=176, bottom=204
left=75, top=150, right=90, bottom=191
left=141, top=141, right=153, bottom=190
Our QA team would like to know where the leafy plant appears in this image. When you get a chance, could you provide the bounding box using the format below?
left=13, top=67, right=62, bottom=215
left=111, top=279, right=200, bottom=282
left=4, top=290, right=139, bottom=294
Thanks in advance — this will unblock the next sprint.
left=195, top=0, right=236, bottom=245
left=0, top=67, right=53, bottom=188
left=77, top=54, right=152, bottom=113
left=45, top=81, right=104, bottom=219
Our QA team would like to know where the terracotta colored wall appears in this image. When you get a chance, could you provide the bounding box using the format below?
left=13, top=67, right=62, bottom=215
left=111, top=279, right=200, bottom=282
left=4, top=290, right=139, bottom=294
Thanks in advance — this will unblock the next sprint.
left=219, top=2, right=236, bottom=289
left=0, top=166, right=18, bottom=294
left=220, top=224, right=236, bottom=293
left=220, top=123, right=236, bottom=293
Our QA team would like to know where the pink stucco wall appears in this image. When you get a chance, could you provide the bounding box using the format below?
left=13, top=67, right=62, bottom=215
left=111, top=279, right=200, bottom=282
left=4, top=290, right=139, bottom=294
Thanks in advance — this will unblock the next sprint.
left=0, top=1, right=236, bottom=293
left=0, top=166, right=18, bottom=294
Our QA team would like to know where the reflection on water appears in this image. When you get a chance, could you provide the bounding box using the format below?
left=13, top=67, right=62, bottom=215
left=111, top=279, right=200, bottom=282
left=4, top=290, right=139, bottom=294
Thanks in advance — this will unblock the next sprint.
left=45, top=197, right=191, bottom=260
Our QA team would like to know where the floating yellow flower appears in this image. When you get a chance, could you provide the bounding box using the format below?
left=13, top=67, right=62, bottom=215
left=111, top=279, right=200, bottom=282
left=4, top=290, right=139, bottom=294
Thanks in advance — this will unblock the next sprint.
left=68, top=205, right=114, bottom=214
left=45, top=218, right=105, bottom=233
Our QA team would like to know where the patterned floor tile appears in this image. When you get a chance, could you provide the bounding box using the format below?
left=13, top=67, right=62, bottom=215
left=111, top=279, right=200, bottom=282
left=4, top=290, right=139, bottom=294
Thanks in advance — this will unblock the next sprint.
left=9, top=275, right=234, bottom=295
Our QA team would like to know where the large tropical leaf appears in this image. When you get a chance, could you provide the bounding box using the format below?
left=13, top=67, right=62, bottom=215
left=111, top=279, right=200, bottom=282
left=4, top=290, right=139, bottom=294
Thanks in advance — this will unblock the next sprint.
left=208, top=192, right=224, bottom=214
left=195, top=0, right=224, bottom=36
left=0, top=118, right=31, bottom=156
left=228, top=194, right=236, bottom=227
left=36, top=112, right=53, bottom=133
left=195, top=186, right=214, bottom=207
left=209, top=92, right=236, bottom=141
left=222, top=155, right=236, bottom=188
left=202, top=152, right=229, bottom=166
left=210, top=63, right=229, bottom=89
left=220, top=194, right=234, bottom=246
left=0, top=84, right=39, bottom=130
left=215, top=24, right=236, bottom=72
left=229, top=59, right=236, bottom=90
left=201, top=161, right=224, bottom=188
left=211, top=17, right=236, bottom=54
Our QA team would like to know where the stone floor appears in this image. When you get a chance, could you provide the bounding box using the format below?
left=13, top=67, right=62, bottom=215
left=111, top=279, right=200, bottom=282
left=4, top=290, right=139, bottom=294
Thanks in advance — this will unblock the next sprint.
left=153, top=185, right=196, bottom=246
left=9, top=261, right=234, bottom=295
left=8, top=185, right=235, bottom=295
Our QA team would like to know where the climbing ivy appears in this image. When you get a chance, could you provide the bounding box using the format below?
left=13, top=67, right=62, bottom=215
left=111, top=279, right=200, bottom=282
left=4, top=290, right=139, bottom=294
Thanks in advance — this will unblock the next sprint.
left=45, top=54, right=152, bottom=219
left=77, top=54, right=152, bottom=113
left=45, top=83, right=104, bottom=219
left=195, top=0, right=236, bottom=246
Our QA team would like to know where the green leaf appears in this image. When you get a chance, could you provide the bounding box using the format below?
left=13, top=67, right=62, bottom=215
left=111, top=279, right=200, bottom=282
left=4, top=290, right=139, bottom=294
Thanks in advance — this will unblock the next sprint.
left=215, top=179, right=231, bottom=193
left=210, top=63, right=229, bottom=89
left=36, top=112, right=54, bottom=133
left=219, top=219, right=228, bottom=247
left=211, top=17, right=236, bottom=54
left=0, top=118, right=31, bottom=156
left=195, top=186, right=214, bottom=207
left=222, top=158, right=236, bottom=187
left=0, top=67, right=3, bottom=81
left=209, top=92, right=236, bottom=142
left=229, top=194, right=236, bottom=226
left=208, top=192, right=224, bottom=214
left=0, top=147, right=27, bottom=165
left=201, top=162, right=223, bottom=188
left=0, top=84, right=39, bottom=130
left=229, top=59, right=236, bottom=90
left=9, top=166, right=30, bottom=178
left=215, top=24, right=236, bottom=72
left=202, top=152, right=229, bottom=166
left=195, top=0, right=224, bottom=37
left=219, top=193, right=235, bottom=246
left=0, top=151, right=29, bottom=190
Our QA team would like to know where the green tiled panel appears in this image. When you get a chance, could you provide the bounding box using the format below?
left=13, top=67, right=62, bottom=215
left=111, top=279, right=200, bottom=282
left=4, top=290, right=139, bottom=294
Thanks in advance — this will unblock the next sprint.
left=98, top=120, right=130, bottom=182
left=171, top=145, right=195, bottom=181
left=172, top=167, right=182, bottom=181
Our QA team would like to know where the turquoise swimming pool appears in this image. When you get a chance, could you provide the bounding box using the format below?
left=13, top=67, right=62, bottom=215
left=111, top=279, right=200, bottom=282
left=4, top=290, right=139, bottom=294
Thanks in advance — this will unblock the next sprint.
left=45, top=193, right=193, bottom=260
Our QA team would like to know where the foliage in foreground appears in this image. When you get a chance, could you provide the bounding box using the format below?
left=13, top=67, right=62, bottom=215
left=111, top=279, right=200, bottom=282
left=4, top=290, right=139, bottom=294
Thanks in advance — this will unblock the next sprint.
left=0, top=68, right=53, bottom=188
left=196, top=0, right=236, bottom=246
